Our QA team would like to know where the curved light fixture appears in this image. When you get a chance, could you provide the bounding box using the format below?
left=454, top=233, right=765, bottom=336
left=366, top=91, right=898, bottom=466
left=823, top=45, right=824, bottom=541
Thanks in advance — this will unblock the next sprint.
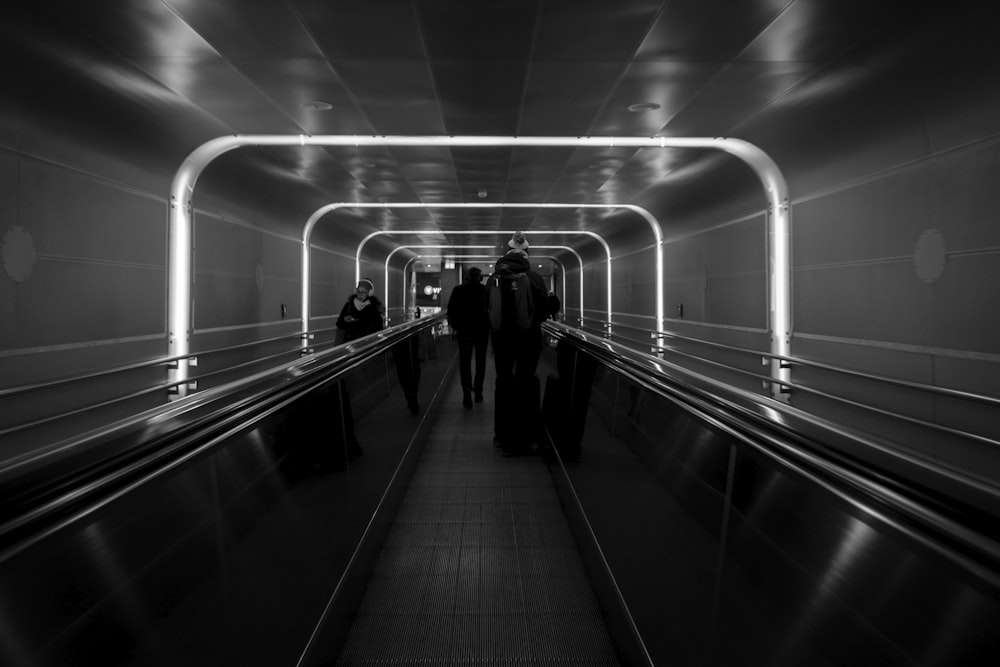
left=300, top=202, right=662, bottom=345
left=170, top=134, right=789, bottom=400
left=384, top=245, right=581, bottom=323
left=352, top=229, right=597, bottom=321
left=398, top=253, right=567, bottom=325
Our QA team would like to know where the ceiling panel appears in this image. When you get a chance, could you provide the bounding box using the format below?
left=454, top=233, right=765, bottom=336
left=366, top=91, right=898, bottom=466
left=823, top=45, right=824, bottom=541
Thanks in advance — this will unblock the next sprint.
left=450, top=147, right=516, bottom=199
left=590, top=60, right=720, bottom=135
left=533, top=0, right=663, bottom=61
left=409, top=185, right=467, bottom=205
left=393, top=157, right=458, bottom=184
left=131, top=55, right=302, bottom=132
left=432, top=61, right=529, bottom=135
left=332, top=60, right=445, bottom=133
left=635, top=0, right=784, bottom=62
left=544, top=147, right=639, bottom=204
left=8, top=0, right=995, bottom=270
left=519, top=62, right=623, bottom=135
left=161, top=0, right=324, bottom=58
left=417, top=0, right=538, bottom=60
left=505, top=148, right=573, bottom=200
left=234, top=58, right=371, bottom=134
left=294, top=0, right=426, bottom=60
left=738, top=0, right=912, bottom=63
left=43, top=0, right=216, bottom=58
left=663, top=61, right=817, bottom=137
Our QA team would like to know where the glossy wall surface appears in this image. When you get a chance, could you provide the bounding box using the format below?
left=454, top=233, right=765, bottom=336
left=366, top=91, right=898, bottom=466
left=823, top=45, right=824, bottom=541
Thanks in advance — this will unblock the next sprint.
left=541, top=340, right=999, bottom=666
left=0, top=330, right=451, bottom=666
left=2, top=2, right=1000, bottom=506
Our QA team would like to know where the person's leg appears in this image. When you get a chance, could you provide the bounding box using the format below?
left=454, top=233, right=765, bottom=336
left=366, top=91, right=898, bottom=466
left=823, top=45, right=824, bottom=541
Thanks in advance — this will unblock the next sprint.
left=457, top=332, right=474, bottom=391
left=472, top=329, right=489, bottom=401
left=457, top=332, right=474, bottom=407
left=516, top=329, right=542, bottom=377
left=338, top=380, right=362, bottom=458
left=492, top=332, right=515, bottom=445
left=511, top=330, right=543, bottom=450
left=392, top=338, right=421, bottom=414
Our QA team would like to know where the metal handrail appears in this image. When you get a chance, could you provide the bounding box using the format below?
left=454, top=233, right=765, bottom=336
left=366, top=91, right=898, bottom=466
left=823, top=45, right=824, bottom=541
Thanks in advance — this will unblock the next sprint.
left=0, top=315, right=445, bottom=560
left=778, top=353, right=1000, bottom=408
left=187, top=346, right=306, bottom=385
left=0, top=318, right=423, bottom=439
left=613, top=331, right=775, bottom=380
left=0, top=329, right=306, bottom=400
left=0, top=384, right=171, bottom=439
left=607, top=321, right=1000, bottom=408
left=188, top=329, right=305, bottom=360
left=1, top=321, right=358, bottom=402
left=0, top=346, right=306, bottom=439
left=0, top=354, right=182, bottom=400
left=548, top=319, right=1000, bottom=500
left=572, top=327, right=1000, bottom=456
left=543, top=321, right=1000, bottom=586
left=787, top=382, right=1000, bottom=450
left=582, top=328, right=1000, bottom=453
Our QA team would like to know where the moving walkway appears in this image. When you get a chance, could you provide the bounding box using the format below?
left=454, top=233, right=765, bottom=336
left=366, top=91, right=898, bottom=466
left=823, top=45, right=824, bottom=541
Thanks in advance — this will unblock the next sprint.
left=1, top=316, right=997, bottom=665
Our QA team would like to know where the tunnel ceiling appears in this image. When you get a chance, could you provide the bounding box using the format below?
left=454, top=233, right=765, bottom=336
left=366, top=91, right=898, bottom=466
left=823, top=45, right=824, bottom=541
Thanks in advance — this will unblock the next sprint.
left=5, top=1, right=992, bottom=268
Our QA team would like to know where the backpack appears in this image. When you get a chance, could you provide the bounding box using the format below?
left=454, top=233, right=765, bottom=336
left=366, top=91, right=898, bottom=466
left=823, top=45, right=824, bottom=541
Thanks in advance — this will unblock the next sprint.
left=487, top=269, right=534, bottom=332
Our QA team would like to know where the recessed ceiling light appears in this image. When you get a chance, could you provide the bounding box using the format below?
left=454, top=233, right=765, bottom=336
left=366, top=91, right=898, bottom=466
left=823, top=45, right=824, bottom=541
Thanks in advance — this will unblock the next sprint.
left=627, top=102, right=661, bottom=113
left=300, top=100, right=333, bottom=111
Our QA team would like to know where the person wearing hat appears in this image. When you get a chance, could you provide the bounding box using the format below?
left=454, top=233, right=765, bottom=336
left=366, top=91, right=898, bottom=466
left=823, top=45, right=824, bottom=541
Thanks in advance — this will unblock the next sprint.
left=337, top=278, right=384, bottom=342
left=490, top=231, right=549, bottom=455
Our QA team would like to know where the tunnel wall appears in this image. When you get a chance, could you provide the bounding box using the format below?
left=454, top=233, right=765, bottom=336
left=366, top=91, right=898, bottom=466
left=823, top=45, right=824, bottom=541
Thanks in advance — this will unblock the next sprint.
left=596, top=39, right=1000, bottom=470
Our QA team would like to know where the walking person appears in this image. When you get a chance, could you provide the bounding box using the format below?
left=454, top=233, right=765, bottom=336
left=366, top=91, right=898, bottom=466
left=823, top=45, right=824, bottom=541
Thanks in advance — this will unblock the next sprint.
left=547, top=290, right=561, bottom=321
left=333, top=278, right=384, bottom=459
left=336, top=278, right=384, bottom=343
left=447, top=266, right=490, bottom=408
left=392, top=335, right=422, bottom=415
left=488, top=232, right=549, bottom=455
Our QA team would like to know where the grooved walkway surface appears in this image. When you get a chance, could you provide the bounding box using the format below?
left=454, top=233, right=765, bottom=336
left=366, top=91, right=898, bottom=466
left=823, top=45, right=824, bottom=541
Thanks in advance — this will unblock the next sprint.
left=336, top=362, right=621, bottom=665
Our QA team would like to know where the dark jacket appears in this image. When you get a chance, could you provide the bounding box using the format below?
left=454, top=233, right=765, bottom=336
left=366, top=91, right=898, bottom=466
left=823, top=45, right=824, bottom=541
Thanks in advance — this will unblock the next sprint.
left=491, top=251, right=549, bottom=331
left=336, top=295, right=384, bottom=342
left=447, top=281, right=489, bottom=334
left=547, top=293, right=561, bottom=319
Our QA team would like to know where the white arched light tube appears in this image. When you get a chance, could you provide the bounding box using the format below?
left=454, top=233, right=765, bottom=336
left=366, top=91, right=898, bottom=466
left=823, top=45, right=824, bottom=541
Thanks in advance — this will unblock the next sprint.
left=357, top=230, right=594, bottom=316
left=401, top=254, right=568, bottom=323
left=387, top=246, right=578, bottom=321
left=385, top=245, right=494, bottom=304
left=302, top=202, right=660, bottom=345
left=390, top=245, right=581, bottom=315
left=170, top=134, right=787, bottom=400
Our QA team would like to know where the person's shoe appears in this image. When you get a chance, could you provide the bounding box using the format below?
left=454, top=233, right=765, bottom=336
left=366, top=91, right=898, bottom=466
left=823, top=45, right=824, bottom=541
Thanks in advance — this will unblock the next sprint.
left=347, top=444, right=363, bottom=459
left=408, top=397, right=420, bottom=414
left=474, top=389, right=484, bottom=403
left=493, top=437, right=505, bottom=448
left=463, top=391, right=473, bottom=409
